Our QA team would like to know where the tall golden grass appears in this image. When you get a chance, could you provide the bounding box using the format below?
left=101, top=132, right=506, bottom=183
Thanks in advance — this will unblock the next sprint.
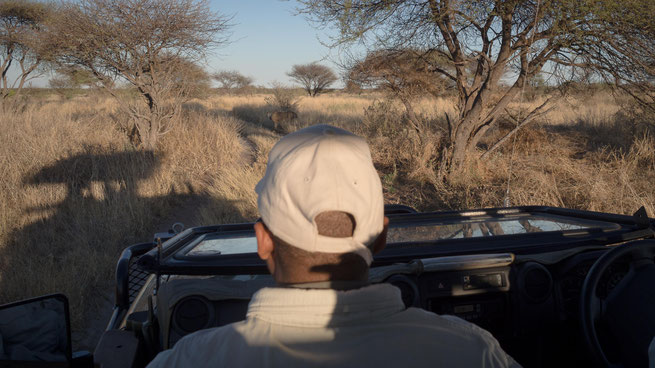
left=0, top=89, right=653, bottom=347
left=181, top=91, right=654, bottom=213
left=0, top=96, right=272, bottom=332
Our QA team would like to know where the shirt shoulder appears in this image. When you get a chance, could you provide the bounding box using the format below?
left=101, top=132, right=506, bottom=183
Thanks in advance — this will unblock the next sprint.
left=397, top=308, right=522, bottom=368
left=146, top=322, right=245, bottom=368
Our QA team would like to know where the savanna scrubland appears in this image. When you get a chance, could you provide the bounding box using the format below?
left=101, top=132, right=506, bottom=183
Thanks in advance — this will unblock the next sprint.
left=0, top=88, right=654, bottom=346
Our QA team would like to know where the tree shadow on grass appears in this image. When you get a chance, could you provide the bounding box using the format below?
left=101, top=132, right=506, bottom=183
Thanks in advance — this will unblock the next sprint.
left=232, top=103, right=367, bottom=135
left=182, top=102, right=283, bottom=138
left=187, top=99, right=365, bottom=136
left=543, top=117, right=655, bottom=155
left=231, top=104, right=276, bottom=128
left=0, top=147, right=245, bottom=341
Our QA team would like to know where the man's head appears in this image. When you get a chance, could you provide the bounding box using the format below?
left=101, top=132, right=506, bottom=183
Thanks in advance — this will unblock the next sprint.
left=254, top=124, right=388, bottom=284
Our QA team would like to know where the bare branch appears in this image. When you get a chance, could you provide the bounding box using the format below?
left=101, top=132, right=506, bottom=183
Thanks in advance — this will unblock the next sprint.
left=297, top=0, right=655, bottom=172
left=51, top=0, right=228, bottom=148
left=480, top=95, right=559, bottom=160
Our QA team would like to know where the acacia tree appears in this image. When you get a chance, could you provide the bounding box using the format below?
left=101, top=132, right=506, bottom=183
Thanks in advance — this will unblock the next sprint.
left=52, top=0, right=230, bottom=149
left=0, top=0, right=52, bottom=104
left=213, top=70, right=253, bottom=93
left=287, top=63, right=337, bottom=96
left=298, top=0, right=655, bottom=173
left=349, top=49, right=453, bottom=134
left=49, top=66, right=99, bottom=88
left=49, top=66, right=100, bottom=99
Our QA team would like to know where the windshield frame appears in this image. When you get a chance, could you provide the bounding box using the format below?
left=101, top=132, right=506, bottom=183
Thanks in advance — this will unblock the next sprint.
left=136, top=206, right=654, bottom=275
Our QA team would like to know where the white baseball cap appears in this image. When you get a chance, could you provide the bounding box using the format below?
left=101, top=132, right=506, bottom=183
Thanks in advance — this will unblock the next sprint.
left=255, top=124, right=384, bottom=265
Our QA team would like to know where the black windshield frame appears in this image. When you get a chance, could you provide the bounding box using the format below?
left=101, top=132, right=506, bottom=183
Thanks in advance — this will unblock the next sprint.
left=136, top=206, right=655, bottom=275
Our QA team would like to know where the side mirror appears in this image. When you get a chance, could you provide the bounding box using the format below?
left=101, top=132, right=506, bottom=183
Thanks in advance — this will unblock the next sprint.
left=0, top=294, right=74, bottom=367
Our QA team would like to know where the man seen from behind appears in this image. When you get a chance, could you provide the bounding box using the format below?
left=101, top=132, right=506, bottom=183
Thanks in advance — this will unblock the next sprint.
left=148, top=124, right=521, bottom=367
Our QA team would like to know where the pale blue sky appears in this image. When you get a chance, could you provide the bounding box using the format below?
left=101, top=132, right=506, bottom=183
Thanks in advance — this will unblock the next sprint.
left=22, top=0, right=340, bottom=88
left=206, top=0, right=339, bottom=87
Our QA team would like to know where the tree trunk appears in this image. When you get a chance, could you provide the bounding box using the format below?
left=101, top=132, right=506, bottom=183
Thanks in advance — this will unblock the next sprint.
left=445, top=76, right=527, bottom=173
left=141, top=123, right=159, bottom=150
left=447, top=113, right=482, bottom=172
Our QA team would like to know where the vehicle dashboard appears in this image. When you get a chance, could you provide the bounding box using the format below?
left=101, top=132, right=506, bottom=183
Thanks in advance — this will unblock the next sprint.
left=112, top=206, right=653, bottom=368
left=120, top=248, right=631, bottom=368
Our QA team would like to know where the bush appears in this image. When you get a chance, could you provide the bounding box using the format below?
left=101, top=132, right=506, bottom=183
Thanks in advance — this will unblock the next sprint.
left=265, top=82, right=299, bottom=112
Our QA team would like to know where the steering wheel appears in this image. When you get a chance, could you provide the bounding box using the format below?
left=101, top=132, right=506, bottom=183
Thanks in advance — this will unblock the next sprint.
left=580, top=240, right=655, bottom=368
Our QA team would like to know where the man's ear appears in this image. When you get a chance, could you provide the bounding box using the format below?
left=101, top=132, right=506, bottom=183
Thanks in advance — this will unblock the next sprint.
left=371, top=216, right=389, bottom=255
left=254, top=222, right=275, bottom=261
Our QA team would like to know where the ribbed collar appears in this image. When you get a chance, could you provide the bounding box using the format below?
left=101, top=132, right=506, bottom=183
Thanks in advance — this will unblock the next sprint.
left=283, top=280, right=370, bottom=291
left=246, top=283, right=405, bottom=328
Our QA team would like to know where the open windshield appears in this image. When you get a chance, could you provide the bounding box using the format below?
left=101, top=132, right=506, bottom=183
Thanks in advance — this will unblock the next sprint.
left=386, top=214, right=615, bottom=243
left=183, top=212, right=618, bottom=257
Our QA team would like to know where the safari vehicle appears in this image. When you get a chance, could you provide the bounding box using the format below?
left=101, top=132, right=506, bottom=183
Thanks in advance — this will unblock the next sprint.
left=2, top=205, right=655, bottom=367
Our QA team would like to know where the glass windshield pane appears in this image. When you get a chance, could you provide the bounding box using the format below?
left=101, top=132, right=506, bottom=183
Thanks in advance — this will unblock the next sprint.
left=386, top=215, right=615, bottom=243
left=187, top=235, right=257, bottom=256
left=184, top=214, right=618, bottom=256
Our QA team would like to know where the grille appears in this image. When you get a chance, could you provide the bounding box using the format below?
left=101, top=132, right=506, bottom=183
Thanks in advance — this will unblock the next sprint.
left=128, top=255, right=151, bottom=303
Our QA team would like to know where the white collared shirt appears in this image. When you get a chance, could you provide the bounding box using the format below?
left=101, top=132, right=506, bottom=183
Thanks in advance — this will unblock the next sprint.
left=148, top=284, right=521, bottom=367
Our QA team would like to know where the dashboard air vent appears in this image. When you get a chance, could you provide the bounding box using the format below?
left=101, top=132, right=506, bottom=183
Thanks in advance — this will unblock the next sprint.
left=518, top=262, right=553, bottom=303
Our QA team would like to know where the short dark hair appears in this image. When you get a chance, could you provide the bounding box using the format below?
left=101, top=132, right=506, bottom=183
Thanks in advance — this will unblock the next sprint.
left=271, top=211, right=369, bottom=281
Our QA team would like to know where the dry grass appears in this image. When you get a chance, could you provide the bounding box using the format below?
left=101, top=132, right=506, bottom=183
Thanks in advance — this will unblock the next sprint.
left=448, top=127, right=655, bottom=215
left=175, top=91, right=654, bottom=215
left=0, top=96, right=261, bottom=331
left=542, top=92, right=623, bottom=126
left=1, top=89, right=653, bottom=345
